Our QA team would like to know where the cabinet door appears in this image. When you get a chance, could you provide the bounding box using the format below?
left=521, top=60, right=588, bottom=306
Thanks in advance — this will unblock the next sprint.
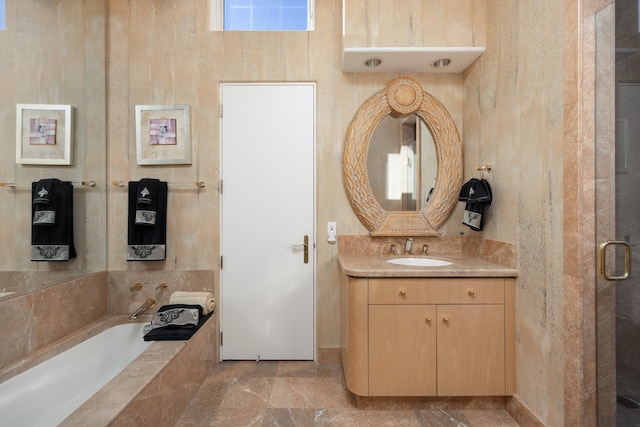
left=437, top=305, right=505, bottom=396
left=369, top=305, right=437, bottom=396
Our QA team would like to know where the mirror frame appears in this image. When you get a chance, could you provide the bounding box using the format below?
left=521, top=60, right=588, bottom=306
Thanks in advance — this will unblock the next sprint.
left=343, top=77, right=463, bottom=236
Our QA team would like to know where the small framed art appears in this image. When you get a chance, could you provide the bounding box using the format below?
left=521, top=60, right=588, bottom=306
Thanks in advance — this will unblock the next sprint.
left=135, top=104, right=191, bottom=165
left=16, top=104, right=73, bottom=165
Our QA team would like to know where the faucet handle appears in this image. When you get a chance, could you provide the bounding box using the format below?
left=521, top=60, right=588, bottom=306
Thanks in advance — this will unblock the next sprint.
left=422, top=245, right=429, bottom=255
left=390, top=245, right=396, bottom=255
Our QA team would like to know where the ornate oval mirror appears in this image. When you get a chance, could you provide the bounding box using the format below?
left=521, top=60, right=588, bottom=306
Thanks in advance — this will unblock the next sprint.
left=343, top=77, right=462, bottom=236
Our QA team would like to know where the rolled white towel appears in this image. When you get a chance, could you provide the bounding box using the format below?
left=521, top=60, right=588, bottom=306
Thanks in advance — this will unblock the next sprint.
left=169, top=291, right=215, bottom=315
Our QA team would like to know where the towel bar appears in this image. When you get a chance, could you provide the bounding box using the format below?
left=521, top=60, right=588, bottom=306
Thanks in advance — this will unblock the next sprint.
left=0, top=180, right=96, bottom=189
left=111, top=180, right=205, bottom=188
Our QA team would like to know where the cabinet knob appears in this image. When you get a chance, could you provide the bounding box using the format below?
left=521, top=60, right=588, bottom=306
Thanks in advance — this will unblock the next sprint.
left=400, top=289, right=406, bottom=296
left=443, top=317, right=450, bottom=323
left=468, top=289, right=475, bottom=296
left=426, top=317, right=432, bottom=323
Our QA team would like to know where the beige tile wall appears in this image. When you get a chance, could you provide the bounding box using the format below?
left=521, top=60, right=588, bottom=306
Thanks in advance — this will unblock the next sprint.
left=0, top=1, right=595, bottom=425
left=464, top=1, right=566, bottom=425
left=105, top=0, right=469, bottom=354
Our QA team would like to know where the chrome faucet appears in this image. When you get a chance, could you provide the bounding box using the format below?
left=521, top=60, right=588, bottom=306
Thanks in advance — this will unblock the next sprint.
left=422, top=244, right=429, bottom=255
left=390, top=244, right=396, bottom=255
left=129, top=297, right=156, bottom=320
left=404, top=238, right=413, bottom=254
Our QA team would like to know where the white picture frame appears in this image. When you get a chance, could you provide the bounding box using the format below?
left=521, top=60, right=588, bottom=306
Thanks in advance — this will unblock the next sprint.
left=16, top=104, right=73, bottom=165
left=135, top=104, right=191, bottom=165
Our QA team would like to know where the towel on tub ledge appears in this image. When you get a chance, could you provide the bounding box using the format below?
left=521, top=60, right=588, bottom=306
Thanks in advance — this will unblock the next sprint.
left=143, top=304, right=213, bottom=341
left=169, top=291, right=215, bottom=315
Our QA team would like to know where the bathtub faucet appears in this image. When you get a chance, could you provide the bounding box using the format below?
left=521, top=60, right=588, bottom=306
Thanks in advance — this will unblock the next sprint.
left=129, top=297, right=156, bottom=320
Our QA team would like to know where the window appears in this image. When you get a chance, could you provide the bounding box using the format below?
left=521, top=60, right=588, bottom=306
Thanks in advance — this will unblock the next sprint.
left=0, top=0, right=5, bottom=30
left=210, top=0, right=313, bottom=31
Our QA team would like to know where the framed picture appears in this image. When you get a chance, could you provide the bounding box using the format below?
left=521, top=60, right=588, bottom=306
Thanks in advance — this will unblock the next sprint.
left=16, top=104, right=73, bottom=165
left=135, top=104, right=191, bottom=165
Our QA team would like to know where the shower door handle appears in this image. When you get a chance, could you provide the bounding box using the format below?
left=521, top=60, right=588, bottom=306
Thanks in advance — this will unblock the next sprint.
left=598, top=240, right=631, bottom=281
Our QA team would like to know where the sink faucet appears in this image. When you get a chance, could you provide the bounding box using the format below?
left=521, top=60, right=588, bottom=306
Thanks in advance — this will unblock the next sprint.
left=130, top=297, right=156, bottom=320
left=404, top=238, right=413, bottom=254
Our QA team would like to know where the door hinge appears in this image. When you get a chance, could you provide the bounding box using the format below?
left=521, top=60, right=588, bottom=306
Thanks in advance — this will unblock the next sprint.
left=220, top=255, right=223, bottom=269
left=220, top=331, right=223, bottom=346
left=219, top=179, right=223, bottom=194
left=220, top=102, right=223, bottom=118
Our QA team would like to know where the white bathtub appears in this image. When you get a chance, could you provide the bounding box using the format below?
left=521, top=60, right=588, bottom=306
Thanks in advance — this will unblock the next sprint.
left=0, top=322, right=152, bottom=427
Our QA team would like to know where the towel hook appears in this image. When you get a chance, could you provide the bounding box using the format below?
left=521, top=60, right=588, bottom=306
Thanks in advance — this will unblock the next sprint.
left=475, top=165, right=492, bottom=179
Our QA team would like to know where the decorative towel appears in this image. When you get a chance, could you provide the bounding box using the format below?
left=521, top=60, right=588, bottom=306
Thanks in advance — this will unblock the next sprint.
left=31, top=179, right=76, bottom=261
left=459, top=178, right=493, bottom=231
left=127, top=179, right=167, bottom=261
left=143, top=303, right=213, bottom=341
left=169, top=291, right=215, bottom=315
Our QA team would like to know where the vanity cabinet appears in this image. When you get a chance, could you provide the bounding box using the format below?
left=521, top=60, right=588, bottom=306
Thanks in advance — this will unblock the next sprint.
left=341, top=276, right=516, bottom=397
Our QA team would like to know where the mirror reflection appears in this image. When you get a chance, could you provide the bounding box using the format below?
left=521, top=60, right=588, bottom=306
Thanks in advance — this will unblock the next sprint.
left=0, top=1, right=107, bottom=301
left=368, top=115, right=437, bottom=211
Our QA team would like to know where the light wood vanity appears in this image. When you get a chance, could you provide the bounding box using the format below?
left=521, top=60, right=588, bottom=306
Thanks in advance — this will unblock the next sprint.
left=339, top=254, right=517, bottom=397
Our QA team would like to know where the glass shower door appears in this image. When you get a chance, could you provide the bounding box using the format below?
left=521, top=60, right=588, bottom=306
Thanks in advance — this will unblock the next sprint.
left=611, top=81, right=640, bottom=425
left=596, top=2, right=640, bottom=425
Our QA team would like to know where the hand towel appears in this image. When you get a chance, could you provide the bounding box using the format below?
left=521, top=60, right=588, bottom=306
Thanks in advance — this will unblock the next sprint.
left=459, top=178, right=492, bottom=231
left=135, top=178, right=159, bottom=226
left=169, top=291, right=215, bottom=315
left=127, top=179, right=167, bottom=261
left=31, top=179, right=76, bottom=261
left=33, top=179, right=56, bottom=225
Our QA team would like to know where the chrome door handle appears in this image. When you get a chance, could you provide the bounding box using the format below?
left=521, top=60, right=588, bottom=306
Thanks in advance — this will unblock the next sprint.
left=599, top=240, right=631, bottom=280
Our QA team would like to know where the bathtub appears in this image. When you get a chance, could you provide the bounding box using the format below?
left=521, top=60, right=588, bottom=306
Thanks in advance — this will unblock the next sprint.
left=0, top=315, right=215, bottom=427
left=0, top=323, right=151, bottom=426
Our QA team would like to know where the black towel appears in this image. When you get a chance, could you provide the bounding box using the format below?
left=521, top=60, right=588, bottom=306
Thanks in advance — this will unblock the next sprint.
left=127, top=179, right=167, bottom=261
left=143, top=303, right=213, bottom=341
left=31, top=179, right=76, bottom=261
left=459, top=178, right=492, bottom=231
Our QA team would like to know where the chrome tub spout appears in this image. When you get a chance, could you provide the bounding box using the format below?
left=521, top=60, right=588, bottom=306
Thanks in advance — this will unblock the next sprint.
left=130, top=297, right=156, bottom=320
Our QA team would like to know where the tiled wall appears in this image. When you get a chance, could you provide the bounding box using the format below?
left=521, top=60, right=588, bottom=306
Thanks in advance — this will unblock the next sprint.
left=0, top=272, right=107, bottom=371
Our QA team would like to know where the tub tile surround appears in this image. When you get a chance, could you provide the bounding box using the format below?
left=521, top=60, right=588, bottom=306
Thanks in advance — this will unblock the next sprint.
left=0, top=269, right=217, bottom=373
left=61, top=312, right=216, bottom=427
left=0, top=270, right=94, bottom=301
left=107, top=270, right=216, bottom=315
left=0, top=272, right=108, bottom=371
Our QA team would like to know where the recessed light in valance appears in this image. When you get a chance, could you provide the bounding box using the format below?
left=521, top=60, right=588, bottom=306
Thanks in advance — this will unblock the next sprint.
left=341, top=47, right=485, bottom=73
left=364, top=57, right=383, bottom=68
left=431, top=58, right=452, bottom=69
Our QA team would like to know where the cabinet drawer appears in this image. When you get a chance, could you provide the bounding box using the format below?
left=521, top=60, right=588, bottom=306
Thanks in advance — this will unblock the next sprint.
left=369, top=278, right=504, bottom=304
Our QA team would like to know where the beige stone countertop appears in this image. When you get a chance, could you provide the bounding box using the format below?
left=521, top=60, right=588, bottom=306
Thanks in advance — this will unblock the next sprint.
left=338, top=253, right=518, bottom=278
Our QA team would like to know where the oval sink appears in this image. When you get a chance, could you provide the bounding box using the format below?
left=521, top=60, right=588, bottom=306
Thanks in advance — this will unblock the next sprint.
left=386, top=257, right=453, bottom=267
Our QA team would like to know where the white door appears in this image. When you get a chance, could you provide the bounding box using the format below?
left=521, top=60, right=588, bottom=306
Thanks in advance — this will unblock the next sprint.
left=220, top=83, right=315, bottom=360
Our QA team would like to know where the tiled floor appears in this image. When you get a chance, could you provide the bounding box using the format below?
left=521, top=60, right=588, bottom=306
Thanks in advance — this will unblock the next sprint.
left=174, top=361, right=520, bottom=427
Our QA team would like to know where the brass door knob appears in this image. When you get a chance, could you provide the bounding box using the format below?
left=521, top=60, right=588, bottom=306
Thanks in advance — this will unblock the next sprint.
left=400, top=290, right=406, bottom=296
left=468, top=289, right=475, bottom=295
left=426, top=317, right=432, bottom=323
left=443, top=317, right=450, bottom=323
